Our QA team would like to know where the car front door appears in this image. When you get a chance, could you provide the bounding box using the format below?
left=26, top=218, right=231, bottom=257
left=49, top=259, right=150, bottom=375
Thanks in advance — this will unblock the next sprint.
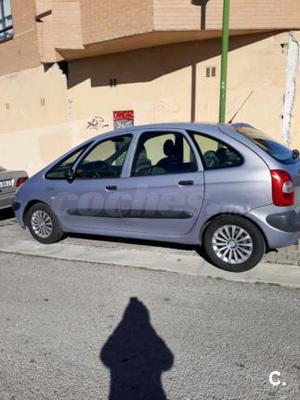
left=46, top=133, right=133, bottom=235
left=118, top=129, right=205, bottom=237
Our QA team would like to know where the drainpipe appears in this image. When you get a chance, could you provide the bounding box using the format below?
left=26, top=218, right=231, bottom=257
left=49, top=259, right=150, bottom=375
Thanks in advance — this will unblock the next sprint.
left=282, top=32, right=299, bottom=147
left=219, top=0, right=230, bottom=124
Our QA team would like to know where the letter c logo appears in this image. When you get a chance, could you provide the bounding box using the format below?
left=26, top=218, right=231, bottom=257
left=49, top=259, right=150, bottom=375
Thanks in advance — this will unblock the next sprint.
left=269, top=371, right=281, bottom=386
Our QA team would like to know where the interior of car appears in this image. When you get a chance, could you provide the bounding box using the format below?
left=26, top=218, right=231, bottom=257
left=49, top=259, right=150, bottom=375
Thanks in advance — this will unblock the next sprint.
left=132, top=132, right=198, bottom=176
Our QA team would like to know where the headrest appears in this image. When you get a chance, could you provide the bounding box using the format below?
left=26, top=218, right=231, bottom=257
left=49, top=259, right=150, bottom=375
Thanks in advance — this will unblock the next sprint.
left=163, top=140, right=175, bottom=157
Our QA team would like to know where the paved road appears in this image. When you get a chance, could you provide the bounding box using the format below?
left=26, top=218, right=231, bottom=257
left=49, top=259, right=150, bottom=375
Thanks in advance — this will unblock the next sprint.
left=1, top=209, right=300, bottom=267
left=1, top=215, right=300, bottom=288
left=0, top=252, right=299, bottom=400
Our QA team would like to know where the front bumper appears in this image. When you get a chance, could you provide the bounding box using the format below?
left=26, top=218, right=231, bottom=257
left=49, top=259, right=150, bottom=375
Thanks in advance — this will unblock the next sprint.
left=266, top=210, right=300, bottom=233
left=12, top=200, right=26, bottom=228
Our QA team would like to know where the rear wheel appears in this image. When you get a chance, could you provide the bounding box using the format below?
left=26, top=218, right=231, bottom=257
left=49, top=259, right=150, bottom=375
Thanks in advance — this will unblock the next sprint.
left=203, top=215, right=265, bottom=272
left=25, top=202, right=65, bottom=244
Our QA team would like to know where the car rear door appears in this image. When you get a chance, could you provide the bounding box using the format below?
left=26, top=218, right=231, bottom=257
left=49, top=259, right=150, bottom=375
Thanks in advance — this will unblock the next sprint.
left=118, top=129, right=205, bottom=237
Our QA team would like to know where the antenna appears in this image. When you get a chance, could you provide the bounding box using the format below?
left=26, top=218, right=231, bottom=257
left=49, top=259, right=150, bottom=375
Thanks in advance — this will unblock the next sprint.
left=228, top=91, right=254, bottom=124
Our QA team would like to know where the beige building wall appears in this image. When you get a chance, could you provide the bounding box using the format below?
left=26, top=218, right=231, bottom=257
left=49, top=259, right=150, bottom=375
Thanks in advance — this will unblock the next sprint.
left=0, top=64, right=74, bottom=172
left=290, top=31, right=300, bottom=150
left=0, top=31, right=299, bottom=176
left=0, top=64, right=68, bottom=132
left=68, top=31, right=299, bottom=143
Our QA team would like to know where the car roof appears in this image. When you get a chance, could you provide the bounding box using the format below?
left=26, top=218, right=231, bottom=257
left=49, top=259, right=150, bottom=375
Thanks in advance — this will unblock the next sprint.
left=91, top=122, right=243, bottom=141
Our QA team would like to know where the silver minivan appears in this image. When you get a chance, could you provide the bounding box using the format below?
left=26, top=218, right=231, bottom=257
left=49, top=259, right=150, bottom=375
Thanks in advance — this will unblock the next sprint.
left=14, top=123, right=300, bottom=272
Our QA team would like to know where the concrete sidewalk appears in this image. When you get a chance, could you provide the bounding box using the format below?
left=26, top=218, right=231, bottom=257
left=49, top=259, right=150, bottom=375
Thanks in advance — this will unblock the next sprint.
left=0, top=218, right=299, bottom=289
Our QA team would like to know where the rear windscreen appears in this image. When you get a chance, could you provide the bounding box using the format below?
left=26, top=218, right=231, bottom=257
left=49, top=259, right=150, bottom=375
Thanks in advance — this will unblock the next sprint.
left=236, top=127, right=298, bottom=164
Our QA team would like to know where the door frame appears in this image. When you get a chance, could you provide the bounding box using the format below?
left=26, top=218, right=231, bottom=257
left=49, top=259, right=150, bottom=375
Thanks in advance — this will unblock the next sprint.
left=122, top=128, right=204, bottom=178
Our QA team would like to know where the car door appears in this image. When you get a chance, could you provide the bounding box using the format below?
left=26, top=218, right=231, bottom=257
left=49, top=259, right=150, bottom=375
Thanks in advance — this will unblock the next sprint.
left=46, top=133, right=133, bottom=234
left=118, top=129, right=205, bottom=237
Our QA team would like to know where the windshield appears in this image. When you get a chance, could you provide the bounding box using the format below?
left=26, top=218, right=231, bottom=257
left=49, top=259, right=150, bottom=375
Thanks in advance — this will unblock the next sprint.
left=236, top=127, right=298, bottom=164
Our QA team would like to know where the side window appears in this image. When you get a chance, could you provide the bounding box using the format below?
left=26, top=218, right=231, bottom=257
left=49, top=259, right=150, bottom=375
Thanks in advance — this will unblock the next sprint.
left=76, top=135, right=132, bottom=179
left=191, top=132, right=243, bottom=170
left=131, top=131, right=198, bottom=177
left=0, top=0, right=14, bottom=42
left=46, top=144, right=90, bottom=180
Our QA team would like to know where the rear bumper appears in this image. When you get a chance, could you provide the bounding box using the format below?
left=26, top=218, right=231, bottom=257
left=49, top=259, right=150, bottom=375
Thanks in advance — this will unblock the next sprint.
left=0, top=192, right=15, bottom=210
left=266, top=210, right=300, bottom=233
left=247, top=206, right=300, bottom=250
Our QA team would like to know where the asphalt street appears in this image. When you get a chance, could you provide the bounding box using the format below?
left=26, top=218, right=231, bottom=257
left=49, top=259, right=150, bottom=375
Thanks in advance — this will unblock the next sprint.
left=0, top=216, right=300, bottom=288
left=0, top=252, right=299, bottom=400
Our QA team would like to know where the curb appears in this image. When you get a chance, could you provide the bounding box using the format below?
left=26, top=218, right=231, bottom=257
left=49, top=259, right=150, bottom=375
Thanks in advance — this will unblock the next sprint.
left=0, top=236, right=299, bottom=289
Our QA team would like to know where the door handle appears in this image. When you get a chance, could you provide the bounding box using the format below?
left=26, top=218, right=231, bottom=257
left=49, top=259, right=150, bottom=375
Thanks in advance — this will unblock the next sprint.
left=178, top=180, right=194, bottom=186
left=105, top=185, right=118, bottom=191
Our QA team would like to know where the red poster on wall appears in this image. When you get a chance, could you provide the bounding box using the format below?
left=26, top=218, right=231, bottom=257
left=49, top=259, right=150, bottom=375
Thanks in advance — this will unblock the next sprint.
left=113, top=110, right=134, bottom=129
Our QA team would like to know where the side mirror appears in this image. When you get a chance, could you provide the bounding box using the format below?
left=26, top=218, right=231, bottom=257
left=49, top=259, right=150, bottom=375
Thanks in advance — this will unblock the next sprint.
left=64, top=168, right=75, bottom=182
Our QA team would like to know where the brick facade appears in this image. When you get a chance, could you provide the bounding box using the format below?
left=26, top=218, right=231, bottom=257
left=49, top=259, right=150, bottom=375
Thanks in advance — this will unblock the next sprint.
left=154, top=0, right=300, bottom=31
left=0, top=0, right=40, bottom=76
left=1, top=0, right=300, bottom=73
left=0, top=1, right=299, bottom=175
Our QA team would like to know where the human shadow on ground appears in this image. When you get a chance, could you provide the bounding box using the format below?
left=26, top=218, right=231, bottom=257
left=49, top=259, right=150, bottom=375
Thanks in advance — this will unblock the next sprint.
left=100, top=297, right=174, bottom=400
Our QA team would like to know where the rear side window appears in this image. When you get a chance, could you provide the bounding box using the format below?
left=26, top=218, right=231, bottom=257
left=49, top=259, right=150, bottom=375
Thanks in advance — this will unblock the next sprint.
left=46, top=144, right=90, bottom=179
left=190, top=132, right=243, bottom=170
left=236, top=127, right=298, bottom=164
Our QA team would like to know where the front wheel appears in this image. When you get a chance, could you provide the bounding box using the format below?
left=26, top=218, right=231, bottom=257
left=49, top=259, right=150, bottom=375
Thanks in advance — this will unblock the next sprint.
left=203, top=216, right=266, bottom=272
left=25, top=202, right=65, bottom=244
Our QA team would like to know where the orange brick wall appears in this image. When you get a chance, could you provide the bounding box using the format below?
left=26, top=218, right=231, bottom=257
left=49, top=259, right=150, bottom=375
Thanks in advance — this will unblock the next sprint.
left=2, top=0, right=299, bottom=75
left=80, top=0, right=153, bottom=45
left=52, top=1, right=83, bottom=50
left=154, top=0, right=300, bottom=31
left=0, top=0, right=40, bottom=76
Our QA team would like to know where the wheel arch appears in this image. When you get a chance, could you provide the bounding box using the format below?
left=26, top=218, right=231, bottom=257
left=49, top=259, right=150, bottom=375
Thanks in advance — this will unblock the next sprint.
left=199, top=212, right=269, bottom=250
left=23, top=200, right=48, bottom=225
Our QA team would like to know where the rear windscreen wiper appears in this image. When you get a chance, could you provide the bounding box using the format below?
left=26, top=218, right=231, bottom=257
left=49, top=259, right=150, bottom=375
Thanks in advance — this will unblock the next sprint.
left=292, top=149, right=300, bottom=159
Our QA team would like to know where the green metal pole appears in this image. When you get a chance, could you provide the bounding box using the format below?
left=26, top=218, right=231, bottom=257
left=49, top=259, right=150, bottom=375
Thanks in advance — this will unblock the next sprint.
left=219, top=0, right=231, bottom=124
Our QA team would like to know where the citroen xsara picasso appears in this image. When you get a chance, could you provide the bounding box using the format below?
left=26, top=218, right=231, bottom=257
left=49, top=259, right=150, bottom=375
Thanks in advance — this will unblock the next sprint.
left=14, top=123, right=300, bottom=272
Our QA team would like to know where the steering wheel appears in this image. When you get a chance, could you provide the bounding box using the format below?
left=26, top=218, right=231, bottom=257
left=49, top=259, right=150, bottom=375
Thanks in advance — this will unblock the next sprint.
left=91, top=161, right=111, bottom=178
left=203, top=151, right=219, bottom=168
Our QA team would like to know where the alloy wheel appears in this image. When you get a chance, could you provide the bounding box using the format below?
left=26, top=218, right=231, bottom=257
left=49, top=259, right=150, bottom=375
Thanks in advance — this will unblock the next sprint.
left=212, top=224, right=253, bottom=265
left=31, top=210, right=53, bottom=239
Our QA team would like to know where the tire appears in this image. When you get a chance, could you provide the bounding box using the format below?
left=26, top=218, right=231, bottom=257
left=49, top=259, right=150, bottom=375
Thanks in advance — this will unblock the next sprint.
left=25, top=202, right=65, bottom=244
left=203, top=215, right=266, bottom=273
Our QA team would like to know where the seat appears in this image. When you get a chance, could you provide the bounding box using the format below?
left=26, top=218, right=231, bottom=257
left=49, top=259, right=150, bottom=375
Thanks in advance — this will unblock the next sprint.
left=134, top=146, right=152, bottom=176
left=216, top=147, right=229, bottom=166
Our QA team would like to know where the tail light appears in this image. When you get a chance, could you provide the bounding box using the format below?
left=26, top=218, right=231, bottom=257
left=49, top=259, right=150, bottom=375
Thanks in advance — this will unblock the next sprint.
left=16, top=177, right=28, bottom=188
left=271, top=170, right=295, bottom=207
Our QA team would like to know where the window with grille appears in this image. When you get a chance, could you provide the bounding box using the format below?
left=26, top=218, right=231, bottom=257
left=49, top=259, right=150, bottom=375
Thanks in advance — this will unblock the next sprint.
left=0, top=0, right=13, bottom=43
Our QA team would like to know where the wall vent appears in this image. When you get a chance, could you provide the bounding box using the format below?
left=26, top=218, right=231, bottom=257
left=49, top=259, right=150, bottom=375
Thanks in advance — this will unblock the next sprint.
left=206, top=66, right=216, bottom=78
